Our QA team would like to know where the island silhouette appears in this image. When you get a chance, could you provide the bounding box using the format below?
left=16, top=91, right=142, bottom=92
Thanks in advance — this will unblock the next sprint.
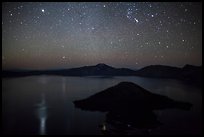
left=73, top=82, right=192, bottom=134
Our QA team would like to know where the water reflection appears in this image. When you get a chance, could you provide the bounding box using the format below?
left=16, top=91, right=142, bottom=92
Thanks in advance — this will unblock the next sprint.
left=36, top=93, right=47, bottom=135
left=62, top=77, right=66, bottom=95
left=2, top=76, right=202, bottom=135
left=38, top=76, right=48, bottom=84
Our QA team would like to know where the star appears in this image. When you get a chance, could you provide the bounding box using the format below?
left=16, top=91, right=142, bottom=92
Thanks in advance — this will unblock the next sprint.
left=134, top=18, right=139, bottom=23
left=2, top=2, right=202, bottom=70
left=145, top=42, right=149, bottom=45
left=126, top=8, right=133, bottom=19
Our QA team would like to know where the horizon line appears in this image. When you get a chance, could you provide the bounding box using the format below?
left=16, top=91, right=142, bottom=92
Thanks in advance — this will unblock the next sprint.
left=2, top=63, right=202, bottom=71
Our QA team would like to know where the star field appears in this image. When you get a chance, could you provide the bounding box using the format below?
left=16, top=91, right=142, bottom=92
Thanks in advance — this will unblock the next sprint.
left=2, top=2, right=202, bottom=69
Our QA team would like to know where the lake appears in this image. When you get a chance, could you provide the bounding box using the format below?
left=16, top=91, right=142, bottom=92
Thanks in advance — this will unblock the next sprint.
left=2, top=76, right=202, bottom=135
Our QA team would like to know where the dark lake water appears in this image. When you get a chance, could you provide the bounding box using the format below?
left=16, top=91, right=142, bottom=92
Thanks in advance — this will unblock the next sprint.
left=2, top=76, right=202, bottom=135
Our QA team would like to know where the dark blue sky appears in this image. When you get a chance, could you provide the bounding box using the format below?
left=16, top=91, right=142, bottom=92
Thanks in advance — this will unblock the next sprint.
left=2, top=2, right=202, bottom=70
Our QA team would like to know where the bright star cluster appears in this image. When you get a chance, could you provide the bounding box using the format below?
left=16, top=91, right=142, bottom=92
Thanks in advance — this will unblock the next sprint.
left=2, top=2, right=202, bottom=69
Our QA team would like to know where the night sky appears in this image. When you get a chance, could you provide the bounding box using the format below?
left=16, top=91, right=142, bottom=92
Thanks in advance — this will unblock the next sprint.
left=2, top=2, right=202, bottom=70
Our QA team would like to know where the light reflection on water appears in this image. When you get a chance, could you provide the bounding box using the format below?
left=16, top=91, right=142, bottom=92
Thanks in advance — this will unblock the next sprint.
left=62, top=77, right=66, bottom=98
left=36, top=93, right=47, bottom=135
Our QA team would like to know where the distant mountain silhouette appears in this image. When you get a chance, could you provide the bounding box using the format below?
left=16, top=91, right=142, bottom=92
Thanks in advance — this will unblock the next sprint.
left=54, top=63, right=136, bottom=76
left=134, top=64, right=202, bottom=86
left=2, top=63, right=136, bottom=77
left=135, top=65, right=182, bottom=78
left=73, top=82, right=192, bottom=131
left=2, top=64, right=202, bottom=86
left=180, top=64, right=202, bottom=80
